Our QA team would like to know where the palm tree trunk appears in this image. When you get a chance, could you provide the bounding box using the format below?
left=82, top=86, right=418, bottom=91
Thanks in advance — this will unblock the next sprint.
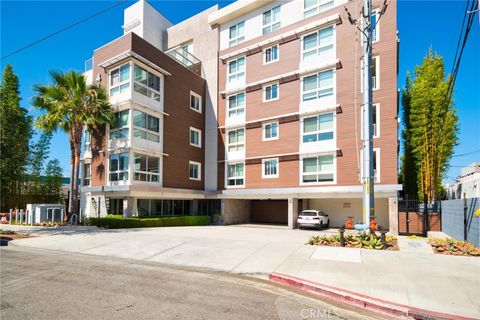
left=67, top=130, right=75, bottom=220
left=71, top=123, right=83, bottom=217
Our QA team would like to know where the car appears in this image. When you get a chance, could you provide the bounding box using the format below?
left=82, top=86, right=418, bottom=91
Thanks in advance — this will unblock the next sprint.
left=297, top=210, right=329, bottom=230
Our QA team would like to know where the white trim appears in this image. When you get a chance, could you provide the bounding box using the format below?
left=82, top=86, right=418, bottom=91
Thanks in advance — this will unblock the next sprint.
left=262, top=158, right=279, bottom=179
left=228, top=21, right=245, bottom=47
left=361, top=55, right=380, bottom=92
left=189, top=127, right=202, bottom=148
left=225, top=161, right=245, bottom=188
left=190, top=90, right=202, bottom=113
left=189, top=161, right=202, bottom=181
left=262, top=121, right=279, bottom=141
left=263, top=82, right=279, bottom=102
left=300, top=112, right=335, bottom=145
left=300, top=25, right=334, bottom=62
left=374, top=148, right=381, bottom=183
left=300, top=68, right=335, bottom=102
left=263, top=44, right=279, bottom=65
left=98, top=50, right=171, bottom=76
left=226, top=92, right=246, bottom=119
left=262, top=5, right=281, bottom=35
left=304, top=0, right=334, bottom=18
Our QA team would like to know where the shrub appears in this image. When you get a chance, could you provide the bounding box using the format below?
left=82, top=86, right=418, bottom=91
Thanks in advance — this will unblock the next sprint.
left=87, top=215, right=210, bottom=229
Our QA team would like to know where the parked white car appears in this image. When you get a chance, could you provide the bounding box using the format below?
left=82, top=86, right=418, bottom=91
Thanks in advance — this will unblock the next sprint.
left=297, top=210, right=329, bottom=230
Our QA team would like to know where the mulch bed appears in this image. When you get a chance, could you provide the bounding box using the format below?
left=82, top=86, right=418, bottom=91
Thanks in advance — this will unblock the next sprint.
left=428, top=238, right=480, bottom=257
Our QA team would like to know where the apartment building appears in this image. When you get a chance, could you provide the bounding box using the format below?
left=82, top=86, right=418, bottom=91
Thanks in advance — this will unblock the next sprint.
left=80, top=0, right=401, bottom=231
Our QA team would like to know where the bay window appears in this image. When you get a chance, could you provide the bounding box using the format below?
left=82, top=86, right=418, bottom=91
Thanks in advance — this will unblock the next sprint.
left=110, top=110, right=129, bottom=140
left=109, top=153, right=129, bottom=182
left=227, top=128, right=245, bottom=152
left=302, top=155, right=334, bottom=183
left=133, top=109, right=160, bottom=142
left=227, top=92, right=245, bottom=118
left=263, top=5, right=281, bottom=34
left=227, top=163, right=244, bottom=186
left=134, top=153, right=160, bottom=182
left=302, top=113, right=334, bottom=143
left=302, top=70, right=334, bottom=101
left=133, top=64, right=160, bottom=101
left=302, top=26, right=333, bottom=61
left=109, top=63, right=130, bottom=97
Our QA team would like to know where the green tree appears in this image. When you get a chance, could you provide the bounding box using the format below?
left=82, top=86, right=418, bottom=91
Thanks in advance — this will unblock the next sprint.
left=44, top=159, right=63, bottom=203
left=0, top=65, right=32, bottom=211
left=33, top=70, right=112, bottom=218
left=26, top=132, right=52, bottom=196
left=407, top=50, right=458, bottom=202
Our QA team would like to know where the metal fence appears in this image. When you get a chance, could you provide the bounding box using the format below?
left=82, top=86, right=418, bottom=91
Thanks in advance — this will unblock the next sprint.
left=441, top=197, right=480, bottom=247
left=398, top=196, right=442, bottom=236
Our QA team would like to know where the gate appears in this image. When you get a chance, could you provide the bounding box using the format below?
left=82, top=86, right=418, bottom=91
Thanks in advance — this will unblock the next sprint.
left=398, top=196, right=442, bottom=236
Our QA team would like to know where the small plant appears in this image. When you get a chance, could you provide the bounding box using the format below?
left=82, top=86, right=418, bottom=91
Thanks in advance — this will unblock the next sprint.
left=428, top=238, right=480, bottom=256
left=0, top=230, right=16, bottom=235
left=307, top=231, right=397, bottom=250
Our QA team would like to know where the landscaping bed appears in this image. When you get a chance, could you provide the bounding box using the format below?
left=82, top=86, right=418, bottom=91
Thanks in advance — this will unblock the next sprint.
left=87, top=215, right=211, bottom=229
left=0, top=230, right=34, bottom=241
left=307, top=232, right=398, bottom=250
left=428, top=238, right=480, bottom=256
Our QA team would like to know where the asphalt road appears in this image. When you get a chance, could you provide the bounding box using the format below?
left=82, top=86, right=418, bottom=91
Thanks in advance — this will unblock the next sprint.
left=0, top=246, right=391, bottom=320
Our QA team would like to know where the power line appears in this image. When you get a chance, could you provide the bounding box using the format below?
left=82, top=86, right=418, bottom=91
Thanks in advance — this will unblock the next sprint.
left=1, top=0, right=130, bottom=61
left=452, top=148, right=480, bottom=157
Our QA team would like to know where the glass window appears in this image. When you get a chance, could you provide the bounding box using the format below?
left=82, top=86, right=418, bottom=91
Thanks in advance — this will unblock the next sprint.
left=264, top=45, right=279, bottom=63
left=371, top=11, right=378, bottom=42
left=263, top=158, right=278, bottom=178
left=264, top=83, right=279, bottom=101
left=302, top=70, right=334, bottom=101
left=227, top=163, right=244, bottom=186
left=227, top=128, right=245, bottom=152
left=302, top=26, right=333, bottom=61
left=263, top=5, right=281, bottom=34
left=109, top=153, right=129, bottom=182
left=361, top=56, right=379, bottom=91
left=264, top=122, right=278, bottom=140
left=229, top=21, right=245, bottom=47
left=189, top=161, right=201, bottom=181
left=304, top=0, right=334, bottom=18
left=190, top=128, right=201, bottom=148
left=132, top=109, right=160, bottom=143
left=134, top=153, right=159, bottom=183
left=227, top=92, right=245, bottom=118
left=84, top=130, right=92, bottom=152
left=227, top=57, right=245, bottom=84
left=83, top=163, right=91, bottom=186
left=302, top=113, right=334, bottom=143
left=110, top=110, right=129, bottom=140
left=302, top=155, right=334, bottom=183
left=133, top=64, right=160, bottom=101
left=190, top=92, right=202, bottom=113
left=109, top=63, right=130, bottom=97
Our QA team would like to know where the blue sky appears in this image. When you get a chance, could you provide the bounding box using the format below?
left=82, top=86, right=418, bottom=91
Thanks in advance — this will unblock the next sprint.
left=1, top=0, right=479, bottom=183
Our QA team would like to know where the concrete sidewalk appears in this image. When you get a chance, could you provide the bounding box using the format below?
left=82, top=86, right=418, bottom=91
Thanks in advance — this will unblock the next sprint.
left=5, top=225, right=480, bottom=319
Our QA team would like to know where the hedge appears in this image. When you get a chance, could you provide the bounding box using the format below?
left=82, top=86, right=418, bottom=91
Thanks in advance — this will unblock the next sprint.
left=87, top=215, right=211, bottom=229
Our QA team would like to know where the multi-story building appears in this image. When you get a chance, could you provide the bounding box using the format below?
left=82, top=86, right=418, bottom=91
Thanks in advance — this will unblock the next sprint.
left=81, top=0, right=401, bottom=231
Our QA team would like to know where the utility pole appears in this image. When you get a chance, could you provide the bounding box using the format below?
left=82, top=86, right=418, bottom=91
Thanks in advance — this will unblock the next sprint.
left=361, top=0, right=375, bottom=228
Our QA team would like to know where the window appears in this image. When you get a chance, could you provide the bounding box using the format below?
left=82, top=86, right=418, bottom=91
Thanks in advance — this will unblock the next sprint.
left=263, top=122, right=279, bottom=140
left=302, top=113, right=334, bottom=143
left=361, top=56, right=380, bottom=91
left=373, top=103, right=379, bottom=137
left=362, top=10, right=379, bottom=43
left=302, top=155, right=334, bottom=183
left=109, top=153, right=129, bottom=182
left=133, top=109, right=160, bottom=143
left=109, top=63, right=130, bottom=97
left=227, top=163, right=244, bottom=186
left=263, top=83, right=279, bottom=101
left=262, top=158, right=279, bottom=178
left=84, top=130, right=92, bottom=152
left=227, top=57, right=245, bottom=83
left=227, top=128, right=245, bottom=152
left=189, top=161, right=201, bottom=181
left=134, top=153, right=159, bottom=182
left=110, top=110, right=129, bottom=140
left=133, top=64, right=160, bottom=101
left=264, top=45, right=279, bottom=64
left=83, top=163, right=91, bottom=186
left=302, top=70, right=334, bottom=101
left=304, top=0, right=334, bottom=18
left=227, top=92, right=245, bottom=118
left=190, top=91, right=202, bottom=113
left=263, top=5, right=281, bottom=34
left=190, top=127, right=202, bottom=148
left=229, top=21, right=245, bottom=47
left=302, top=26, right=333, bottom=61
left=360, top=148, right=380, bottom=182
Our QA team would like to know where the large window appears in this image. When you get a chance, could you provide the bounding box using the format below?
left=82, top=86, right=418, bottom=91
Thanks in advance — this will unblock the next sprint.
left=134, top=153, right=159, bottom=182
left=263, top=122, right=279, bottom=141
left=227, top=57, right=245, bottom=84
left=227, top=128, right=245, bottom=152
left=189, top=161, right=201, bottom=181
left=227, top=92, right=245, bottom=118
left=302, top=113, right=334, bottom=143
left=263, top=5, right=281, bottom=34
left=227, top=163, right=244, bottom=186
left=263, top=83, right=279, bottom=101
left=109, top=63, right=130, bottom=97
left=229, top=21, right=245, bottom=47
left=110, top=110, right=129, bottom=140
left=302, top=26, right=333, bottom=61
left=84, top=130, right=91, bottom=152
left=190, top=91, right=202, bottom=113
left=133, top=109, right=159, bottom=143
left=304, top=0, right=334, bottom=18
left=190, top=127, right=202, bottom=148
left=302, top=155, right=334, bottom=183
left=109, top=153, right=129, bottom=182
left=262, top=158, right=279, bottom=178
left=83, top=163, right=91, bottom=186
left=133, top=64, right=160, bottom=101
left=302, top=70, right=334, bottom=101
left=264, top=45, right=279, bottom=64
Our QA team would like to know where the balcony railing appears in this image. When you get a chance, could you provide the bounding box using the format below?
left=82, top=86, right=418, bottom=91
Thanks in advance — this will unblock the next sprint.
left=165, top=47, right=202, bottom=76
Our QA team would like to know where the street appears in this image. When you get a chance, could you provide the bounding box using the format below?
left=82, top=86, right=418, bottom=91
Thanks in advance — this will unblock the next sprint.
left=0, top=246, right=390, bottom=320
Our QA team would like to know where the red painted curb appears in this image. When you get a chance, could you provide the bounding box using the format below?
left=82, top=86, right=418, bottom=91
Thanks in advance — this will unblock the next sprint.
left=269, top=272, right=478, bottom=320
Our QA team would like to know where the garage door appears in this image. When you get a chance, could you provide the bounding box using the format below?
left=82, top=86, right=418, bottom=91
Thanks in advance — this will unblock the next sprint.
left=250, top=200, right=288, bottom=224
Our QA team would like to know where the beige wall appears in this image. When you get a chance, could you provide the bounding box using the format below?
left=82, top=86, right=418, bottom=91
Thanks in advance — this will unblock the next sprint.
left=223, top=199, right=250, bottom=225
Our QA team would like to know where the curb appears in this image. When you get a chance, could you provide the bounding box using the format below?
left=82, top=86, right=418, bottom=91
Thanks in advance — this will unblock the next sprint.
left=269, top=272, right=478, bottom=320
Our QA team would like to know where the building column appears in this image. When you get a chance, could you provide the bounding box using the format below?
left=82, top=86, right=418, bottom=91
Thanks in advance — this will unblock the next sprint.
left=124, top=197, right=137, bottom=217
left=388, top=196, right=399, bottom=235
left=288, top=197, right=299, bottom=230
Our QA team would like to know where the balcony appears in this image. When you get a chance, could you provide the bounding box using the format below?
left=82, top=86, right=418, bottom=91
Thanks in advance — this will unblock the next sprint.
left=165, top=47, right=202, bottom=76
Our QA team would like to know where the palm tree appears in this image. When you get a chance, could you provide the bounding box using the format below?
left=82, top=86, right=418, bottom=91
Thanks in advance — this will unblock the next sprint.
left=33, top=70, right=112, bottom=219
